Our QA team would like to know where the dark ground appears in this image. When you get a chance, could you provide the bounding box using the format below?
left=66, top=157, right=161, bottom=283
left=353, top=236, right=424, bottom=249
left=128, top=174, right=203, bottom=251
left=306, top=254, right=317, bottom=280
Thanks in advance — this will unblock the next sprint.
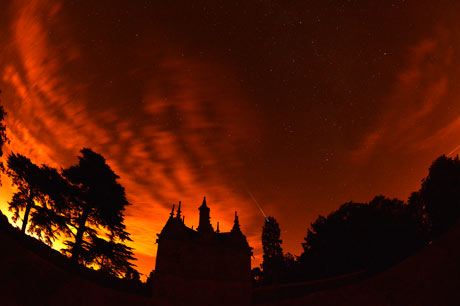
left=1, top=216, right=460, bottom=305
left=0, top=227, right=157, bottom=306
left=255, top=220, right=460, bottom=306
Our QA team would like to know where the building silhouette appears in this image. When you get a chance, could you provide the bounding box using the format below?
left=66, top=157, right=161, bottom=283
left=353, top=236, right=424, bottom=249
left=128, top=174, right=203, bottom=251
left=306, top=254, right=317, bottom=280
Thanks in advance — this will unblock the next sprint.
left=153, top=197, right=253, bottom=305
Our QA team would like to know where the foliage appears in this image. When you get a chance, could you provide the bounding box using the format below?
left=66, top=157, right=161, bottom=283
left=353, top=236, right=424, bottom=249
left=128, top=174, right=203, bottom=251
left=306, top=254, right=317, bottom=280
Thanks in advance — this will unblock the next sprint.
left=0, top=92, right=8, bottom=186
left=62, top=148, right=135, bottom=276
left=419, top=155, right=460, bottom=237
left=251, top=267, right=263, bottom=287
left=6, top=153, right=68, bottom=244
left=0, top=92, right=8, bottom=154
left=6, top=153, right=41, bottom=227
left=125, top=266, right=141, bottom=282
left=91, top=236, right=137, bottom=278
left=281, top=252, right=300, bottom=282
left=145, top=270, right=154, bottom=289
left=261, top=216, right=284, bottom=284
left=295, top=155, right=460, bottom=282
left=1, top=94, right=136, bottom=277
left=299, top=196, right=427, bottom=281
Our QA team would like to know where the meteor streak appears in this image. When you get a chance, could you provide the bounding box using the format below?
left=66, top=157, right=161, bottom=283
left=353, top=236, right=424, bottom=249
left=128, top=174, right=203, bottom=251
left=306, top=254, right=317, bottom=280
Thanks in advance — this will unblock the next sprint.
left=247, top=189, right=267, bottom=219
left=447, top=144, right=460, bottom=157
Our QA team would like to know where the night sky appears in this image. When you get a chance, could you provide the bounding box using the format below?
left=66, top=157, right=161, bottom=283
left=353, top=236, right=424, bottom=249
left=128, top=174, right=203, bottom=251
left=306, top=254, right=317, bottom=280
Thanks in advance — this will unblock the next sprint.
left=1, top=0, right=460, bottom=278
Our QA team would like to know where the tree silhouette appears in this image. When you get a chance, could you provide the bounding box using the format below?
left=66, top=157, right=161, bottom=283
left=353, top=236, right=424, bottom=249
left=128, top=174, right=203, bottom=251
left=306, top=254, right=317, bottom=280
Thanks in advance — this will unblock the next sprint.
left=28, top=165, right=71, bottom=244
left=62, top=148, right=135, bottom=276
left=6, top=153, right=68, bottom=244
left=407, top=190, right=429, bottom=236
left=261, top=216, right=284, bottom=285
left=281, top=252, right=300, bottom=282
left=125, top=266, right=141, bottom=282
left=7, top=153, right=42, bottom=232
left=419, top=155, right=460, bottom=237
left=251, top=267, right=263, bottom=287
left=0, top=91, right=8, bottom=188
left=145, top=270, right=154, bottom=289
left=0, top=90, right=9, bottom=158
left=89, top=235, right=136, bottom=277
left=299, top=196, right=426, bottom=280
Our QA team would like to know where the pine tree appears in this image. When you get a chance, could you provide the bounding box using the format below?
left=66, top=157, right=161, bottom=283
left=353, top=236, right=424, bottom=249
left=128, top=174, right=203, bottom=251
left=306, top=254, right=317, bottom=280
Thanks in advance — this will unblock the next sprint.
left=261, top=216, right=284, bottom=284
left=6, top=153, right=68, bottom=244
left=420, top=155, right=460, bottom=237
left=62, top=148, right=135, bottom=276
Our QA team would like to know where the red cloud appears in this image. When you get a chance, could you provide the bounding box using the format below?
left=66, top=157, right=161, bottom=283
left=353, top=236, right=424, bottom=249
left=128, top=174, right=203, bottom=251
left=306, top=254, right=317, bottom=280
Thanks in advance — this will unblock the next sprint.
left=0, top=0, right=264, bottom=277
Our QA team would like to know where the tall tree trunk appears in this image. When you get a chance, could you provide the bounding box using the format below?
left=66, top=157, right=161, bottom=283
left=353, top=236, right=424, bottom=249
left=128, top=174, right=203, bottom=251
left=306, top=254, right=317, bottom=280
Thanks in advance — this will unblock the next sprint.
left=71, top=208, right=90, bottom=262
left=21, top=195, right=34, bottom=233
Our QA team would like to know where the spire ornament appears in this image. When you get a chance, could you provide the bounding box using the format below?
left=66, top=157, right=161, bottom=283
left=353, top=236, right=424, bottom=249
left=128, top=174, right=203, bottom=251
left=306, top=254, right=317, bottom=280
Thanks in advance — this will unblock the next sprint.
left=176, top=201, right=182, bottom=219
left=232, top=211, right=241, bottom=233
left=197, top=196, right=214, bottom=232
left=169, top=204, right=175, bottom=218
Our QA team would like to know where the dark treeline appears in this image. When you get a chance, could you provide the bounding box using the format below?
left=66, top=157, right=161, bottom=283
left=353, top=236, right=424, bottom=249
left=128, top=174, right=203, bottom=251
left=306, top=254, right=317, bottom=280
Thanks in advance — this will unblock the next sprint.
left=256, top=155, right=460, bottom=286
